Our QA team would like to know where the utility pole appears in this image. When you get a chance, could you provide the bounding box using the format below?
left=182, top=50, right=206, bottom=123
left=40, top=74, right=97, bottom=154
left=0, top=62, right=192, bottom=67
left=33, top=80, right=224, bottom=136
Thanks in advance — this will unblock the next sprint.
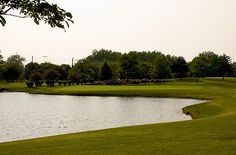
left=72, top=58, right=74, bottom=67
left=31, top=56, right=34, bottom=63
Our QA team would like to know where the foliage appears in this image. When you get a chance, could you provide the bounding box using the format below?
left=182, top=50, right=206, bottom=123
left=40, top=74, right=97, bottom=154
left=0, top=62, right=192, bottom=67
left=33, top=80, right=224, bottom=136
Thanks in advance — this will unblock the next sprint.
left=86, top=49, right=122, bottom=63
left=171, top=56, right=189, bottom=78
left=25, top=62, right=40, bottom=80
left=232, top=62, right=236, bottom=77
left=0, top=54, right=4, bottom=64
left=3, top=54, right=25, bottom=82
left=71, top=60, right=99, bottom=82
left=29, top=71, right=43, bottom=87
left=217, top=54, right=232, bottom=79
left=100, top=62, right=113, bottom=80
left=26, top=81, right=34, bottom=88
left=0, top=54, right=4, bottom=80
left=120, top=53, right=140, bottom=79
left=67, top=72, right=80, bottom=84
left=154, top=54, right=172, bottom=79
left=0, top=51, right=234, bottom=83
left=0, top=0, right=73, bottom=29
left=138, top=62, right=154, bottom=79
left=44, top=69, right=60, bottom=81
left=58, top=64, right=71, bottom=80
left=190, top=52, right=218, bottom=77
left=39, top=62, right=58, bottom=73
left=190, top=52, right=232, bottom=79
left=57, top=80, right=63, bottom=86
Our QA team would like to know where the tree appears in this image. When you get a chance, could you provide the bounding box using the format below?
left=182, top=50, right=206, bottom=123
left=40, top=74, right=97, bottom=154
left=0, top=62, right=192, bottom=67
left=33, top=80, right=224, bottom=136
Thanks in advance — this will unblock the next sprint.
left=0, top=53, right=4, bottom=64
left=25, top=62, right=40, bottom=80
left=100, top=62, right=113, bottom=80
left=0, top=0, right=73, bottom=29
left=0, top=53, right=4, bottom=80
left=120, top=53, right=140, bottom=79
left=189, top=52, right=219, bottom=78
left=154, top=54, right=171, bottom=79
left=71, top=60, right=99, bottom=82
left=86, top=49, right=122, bottom=63
left=138, top=62, right=154, bottom=79
left=67, top=72, right=80, bottom=84
left=217, top=54, right=232, bottom=79
left=232, top=62, right=236, bottom=77
left=171, top=56, right=189, bottom=79
left=44, top=68, right=60, bottom=81
left=3, top=65, right=22, bottom=82
left=4, top=54, right=25, bottom=82
left=29, top=71, right=43, bottom=87
left=58, top=64, right=71, bottom=80
left=39, top=62, right=58, bottom=74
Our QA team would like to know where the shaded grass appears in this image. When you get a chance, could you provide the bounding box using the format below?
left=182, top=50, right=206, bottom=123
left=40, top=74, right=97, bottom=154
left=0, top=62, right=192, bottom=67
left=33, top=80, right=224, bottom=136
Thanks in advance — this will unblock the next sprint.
left=0, top=78, right=236, bottom=154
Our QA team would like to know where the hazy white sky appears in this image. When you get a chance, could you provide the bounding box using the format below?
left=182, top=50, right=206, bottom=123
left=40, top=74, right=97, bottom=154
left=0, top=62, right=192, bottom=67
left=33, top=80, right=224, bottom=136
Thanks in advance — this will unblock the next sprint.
left=0, top=0, right=236, bottom=65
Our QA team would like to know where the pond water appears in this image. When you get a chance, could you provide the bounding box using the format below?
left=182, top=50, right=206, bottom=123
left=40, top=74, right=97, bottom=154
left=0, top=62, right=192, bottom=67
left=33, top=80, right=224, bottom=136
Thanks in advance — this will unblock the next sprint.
left=0, top=92, right=205, bottom=142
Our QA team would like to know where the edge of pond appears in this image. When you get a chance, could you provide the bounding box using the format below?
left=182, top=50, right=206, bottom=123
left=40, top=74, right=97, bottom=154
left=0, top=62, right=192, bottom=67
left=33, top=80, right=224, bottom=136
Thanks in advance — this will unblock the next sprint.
left=1, top=89, right=209, bottom=120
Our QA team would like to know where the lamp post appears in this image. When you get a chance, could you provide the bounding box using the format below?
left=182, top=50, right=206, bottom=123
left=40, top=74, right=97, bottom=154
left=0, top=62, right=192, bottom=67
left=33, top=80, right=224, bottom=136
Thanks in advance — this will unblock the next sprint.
left=72, top=58, right=78, bottom=67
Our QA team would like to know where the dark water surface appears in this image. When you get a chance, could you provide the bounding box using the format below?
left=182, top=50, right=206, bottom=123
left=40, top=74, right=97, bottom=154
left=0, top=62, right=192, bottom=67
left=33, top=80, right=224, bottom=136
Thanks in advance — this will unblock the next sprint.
left=0, top=92, right=205, bottom=142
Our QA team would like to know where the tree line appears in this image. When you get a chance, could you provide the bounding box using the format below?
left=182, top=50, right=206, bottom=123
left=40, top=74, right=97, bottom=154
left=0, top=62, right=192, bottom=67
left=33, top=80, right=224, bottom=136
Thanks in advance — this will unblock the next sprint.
left=0, top=49, right=235, bottom=87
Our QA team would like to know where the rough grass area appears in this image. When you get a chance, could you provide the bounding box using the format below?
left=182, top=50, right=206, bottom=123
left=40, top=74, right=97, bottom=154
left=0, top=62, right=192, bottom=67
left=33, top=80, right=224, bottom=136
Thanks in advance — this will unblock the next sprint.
left=0, top=78, right=235, bottom=154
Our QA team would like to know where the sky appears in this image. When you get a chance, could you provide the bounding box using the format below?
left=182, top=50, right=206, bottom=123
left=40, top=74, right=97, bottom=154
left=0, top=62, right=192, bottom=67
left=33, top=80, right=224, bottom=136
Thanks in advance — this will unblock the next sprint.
left=0, top=0, right=236, bottom=65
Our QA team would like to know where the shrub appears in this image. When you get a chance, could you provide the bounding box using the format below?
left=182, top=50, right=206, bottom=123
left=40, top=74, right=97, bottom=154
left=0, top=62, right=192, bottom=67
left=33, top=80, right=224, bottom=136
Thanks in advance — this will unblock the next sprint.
left=63, top=81, right=67, bottom=86
left=58, top=80, right=63, bottom=86
left=26, top=81, right=34, bottom=88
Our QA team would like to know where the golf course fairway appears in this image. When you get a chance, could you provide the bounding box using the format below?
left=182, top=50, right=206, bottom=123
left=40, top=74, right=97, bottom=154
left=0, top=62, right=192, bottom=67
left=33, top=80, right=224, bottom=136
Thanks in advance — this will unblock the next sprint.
left=0, top=78, right=235, bottom=154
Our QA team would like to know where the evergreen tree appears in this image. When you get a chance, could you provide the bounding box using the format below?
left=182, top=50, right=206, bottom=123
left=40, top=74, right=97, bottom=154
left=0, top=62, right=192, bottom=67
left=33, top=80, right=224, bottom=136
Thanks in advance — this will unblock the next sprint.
left=100, top=62, right=113, bottom=80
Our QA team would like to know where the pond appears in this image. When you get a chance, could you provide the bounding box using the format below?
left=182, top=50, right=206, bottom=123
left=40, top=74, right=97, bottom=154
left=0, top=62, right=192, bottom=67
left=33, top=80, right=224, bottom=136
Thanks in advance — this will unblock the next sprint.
left=0, top=92, right=205, bottom=142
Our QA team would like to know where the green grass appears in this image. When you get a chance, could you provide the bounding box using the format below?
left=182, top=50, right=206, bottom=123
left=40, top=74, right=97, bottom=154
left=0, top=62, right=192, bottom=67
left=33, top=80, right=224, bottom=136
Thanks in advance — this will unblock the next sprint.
left=0, top=78, right=236, bottom=154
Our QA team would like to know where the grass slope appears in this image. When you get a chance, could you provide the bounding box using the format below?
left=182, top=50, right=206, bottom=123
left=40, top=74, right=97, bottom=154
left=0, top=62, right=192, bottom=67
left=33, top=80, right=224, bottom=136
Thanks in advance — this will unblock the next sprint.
left=0, top=78, right=235, bottom=154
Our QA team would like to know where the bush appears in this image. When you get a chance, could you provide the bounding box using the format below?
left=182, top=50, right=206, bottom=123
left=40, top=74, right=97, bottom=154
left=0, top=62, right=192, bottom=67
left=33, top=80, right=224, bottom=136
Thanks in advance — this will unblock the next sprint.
left=46, top=80, right=55, bottom=87
left=63, top=81, right=67, bottom=86
left=68, top=80, right=72, bottom=86
left=26, top=81, right=34, bottom=88
left=57, top=80, right=63, bottom=86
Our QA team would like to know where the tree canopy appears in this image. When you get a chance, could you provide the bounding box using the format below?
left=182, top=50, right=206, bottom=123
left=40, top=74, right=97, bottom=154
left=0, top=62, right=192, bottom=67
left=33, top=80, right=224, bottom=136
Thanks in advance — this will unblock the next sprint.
left=0, top=0, right=73, bottom=29
left=0, top=50, right=235, bottom=85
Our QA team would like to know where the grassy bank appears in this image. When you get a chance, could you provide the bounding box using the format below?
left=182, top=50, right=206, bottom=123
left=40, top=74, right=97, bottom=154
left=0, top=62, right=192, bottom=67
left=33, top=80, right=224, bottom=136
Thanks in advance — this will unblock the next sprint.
left=0, top=78, right=235, bottom=154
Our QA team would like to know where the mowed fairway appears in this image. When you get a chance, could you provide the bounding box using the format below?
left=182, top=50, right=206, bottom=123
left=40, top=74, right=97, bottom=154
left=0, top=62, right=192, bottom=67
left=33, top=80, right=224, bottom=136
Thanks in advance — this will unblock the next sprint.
left=0, top=78, right=235, bottom=154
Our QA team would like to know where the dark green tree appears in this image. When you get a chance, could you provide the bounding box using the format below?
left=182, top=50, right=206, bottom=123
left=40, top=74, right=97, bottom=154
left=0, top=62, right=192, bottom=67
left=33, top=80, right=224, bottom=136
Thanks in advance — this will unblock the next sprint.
left=71, top=60, right=99, bottom=82
left=86, top=49, right=122, bottom=63
left=4, top=54, right=25, bottom=82
left=29, top=71, right=43, bottom=87
left=0, top=53, right=4, bottom=80
left=100, top=62, right=113, bottom=80
left=232, top=62, right=236, bottom=77
left=0, top=0, right=73, bottom=29
left=57, top=64, right=71, bottom=80
left=189, top=52, right=219, bottom=78
left=217, top=54, right=232, bottom=79
left=39, top=62, right=58, bottom=74
left=25, top=62, right=40, bottom=80
left=171, top=56, right=189, bottom=79
left=0, top=53, right=4, bottom=64
left=154, top=54, right=171, bottom=79
left=120, top=53, right=140, bottom=79
left=138, top=62, right=154, bottom=79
